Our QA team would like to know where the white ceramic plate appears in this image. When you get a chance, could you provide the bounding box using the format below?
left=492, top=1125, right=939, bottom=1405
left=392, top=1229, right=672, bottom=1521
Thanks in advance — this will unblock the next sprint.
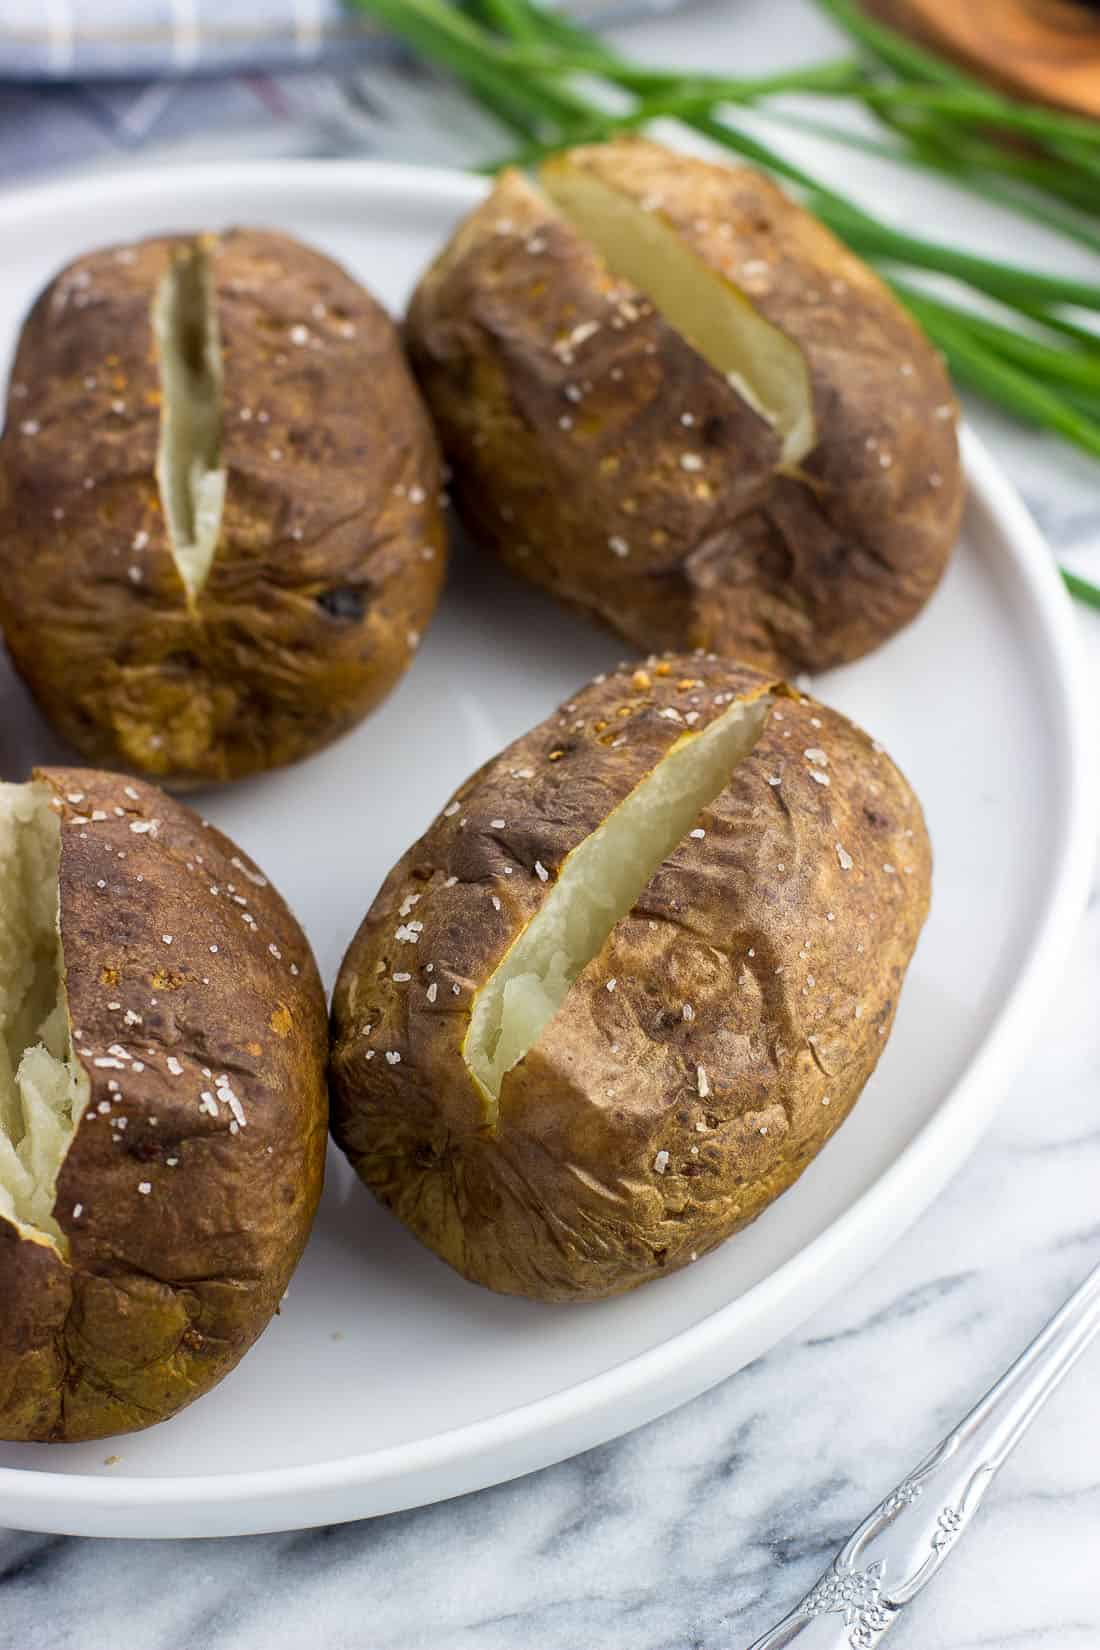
left=0, top=162, right=1093, bottom=1539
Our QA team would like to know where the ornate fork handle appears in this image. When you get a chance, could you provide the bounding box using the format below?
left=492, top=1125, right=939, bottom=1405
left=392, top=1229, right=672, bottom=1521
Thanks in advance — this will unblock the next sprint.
left=746, top=1259, right=1100, bottom=1649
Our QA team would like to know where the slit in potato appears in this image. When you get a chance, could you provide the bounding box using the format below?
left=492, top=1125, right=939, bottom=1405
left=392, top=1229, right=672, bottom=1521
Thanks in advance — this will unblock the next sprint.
left=542, top=161, right=814, bottom=466
left=0, top=783, right=89, bottom=1250
left=464, top=692, right=771, bottom=1108
left=153, top=241, right=225, bottom=598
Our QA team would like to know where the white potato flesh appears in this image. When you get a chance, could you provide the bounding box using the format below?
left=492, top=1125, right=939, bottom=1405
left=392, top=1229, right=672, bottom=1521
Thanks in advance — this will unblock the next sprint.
left=0, top=783, right=89, bottom=1247
left=543, top=166, right=814, bottom=466
left=153, top=244, right=225, bottom=597
left=464, top=694, right=771, bottom=1106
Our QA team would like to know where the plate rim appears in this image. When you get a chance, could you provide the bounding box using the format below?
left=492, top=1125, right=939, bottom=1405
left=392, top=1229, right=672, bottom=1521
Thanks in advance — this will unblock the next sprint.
left=0, top=158, right=1094, bottom=1535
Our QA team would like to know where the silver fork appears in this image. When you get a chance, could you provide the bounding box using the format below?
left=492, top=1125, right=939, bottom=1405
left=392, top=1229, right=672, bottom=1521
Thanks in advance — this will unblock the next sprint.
left=746, top=1259, right=1100, bottom=1648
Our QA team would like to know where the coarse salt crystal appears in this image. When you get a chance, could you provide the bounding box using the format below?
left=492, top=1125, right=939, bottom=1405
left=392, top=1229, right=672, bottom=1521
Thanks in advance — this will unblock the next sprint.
left=231, top=855, right=268, bottom=887
left=219, top=1085, right=246, bottom=1128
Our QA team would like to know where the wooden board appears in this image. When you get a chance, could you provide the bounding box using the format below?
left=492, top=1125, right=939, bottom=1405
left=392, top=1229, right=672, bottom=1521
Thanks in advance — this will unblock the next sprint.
left=861, top=0, right=1100, bottom=121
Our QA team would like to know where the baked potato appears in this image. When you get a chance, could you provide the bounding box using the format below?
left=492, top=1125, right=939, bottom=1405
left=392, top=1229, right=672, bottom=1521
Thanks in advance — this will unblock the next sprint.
left=406, top=137, right=963, bottom=675
left=0, top=768, right=327, bottom=1441
left=330, top=654, right=930, bottom=1302
left=0, top=228, right=446, bottom=787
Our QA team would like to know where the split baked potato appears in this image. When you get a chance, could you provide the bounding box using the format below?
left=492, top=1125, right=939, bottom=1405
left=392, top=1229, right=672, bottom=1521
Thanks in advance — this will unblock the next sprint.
left=0, top=229, right=446, bottom=787
left=0, top=769, right=327, bottom=1441
left=406, top=137, right=963, bottom=674
left=330, top=655, right=930, bottom=1302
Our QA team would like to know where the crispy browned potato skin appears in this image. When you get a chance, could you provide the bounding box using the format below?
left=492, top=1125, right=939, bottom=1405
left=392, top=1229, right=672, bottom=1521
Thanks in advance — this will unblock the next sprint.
left=406, top=139, right=963, bottom=674
left=0, top=230, right=446, bottom=786
left=330, top=655, right=931, bottom=1303
left=0, top=769, right=328, bottom=1441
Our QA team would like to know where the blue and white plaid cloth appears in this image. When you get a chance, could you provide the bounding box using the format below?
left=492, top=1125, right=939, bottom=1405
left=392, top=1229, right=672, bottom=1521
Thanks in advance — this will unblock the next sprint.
left=0, top=1, right=694, bottom=184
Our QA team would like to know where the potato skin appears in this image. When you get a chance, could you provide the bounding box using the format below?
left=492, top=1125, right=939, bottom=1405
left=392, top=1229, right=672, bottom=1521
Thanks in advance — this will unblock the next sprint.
left=330, top=655, right=931, bottom=1302
left=0, top=230, right=446, bottom=786
left=0, top=769, right=328, bottom=1442
left=406, top=139, right=963, bottom=674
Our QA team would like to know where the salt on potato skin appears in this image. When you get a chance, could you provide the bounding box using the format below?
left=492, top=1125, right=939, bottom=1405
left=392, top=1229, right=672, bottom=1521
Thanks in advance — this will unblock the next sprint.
left=330, top=654, right=931, bottom=1303
left=0, top=768, right=328, bottom=1443
left=0, top=229, right=446, bottom=788
left=406, top=137, right=962, bottom=677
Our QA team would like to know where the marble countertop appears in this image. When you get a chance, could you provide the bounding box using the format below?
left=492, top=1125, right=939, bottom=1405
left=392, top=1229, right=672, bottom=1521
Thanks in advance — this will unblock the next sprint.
left=3, top=3, right=1100, bottom=1646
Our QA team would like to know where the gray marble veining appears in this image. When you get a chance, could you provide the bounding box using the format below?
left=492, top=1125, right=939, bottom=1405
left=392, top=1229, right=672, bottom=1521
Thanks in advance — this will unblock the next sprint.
left=3, top=2, right=1100, bottom=1645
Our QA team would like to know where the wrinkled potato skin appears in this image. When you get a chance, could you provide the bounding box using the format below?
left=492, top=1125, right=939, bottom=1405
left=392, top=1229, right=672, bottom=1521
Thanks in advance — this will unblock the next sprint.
left=0, top=769, right=328, bottom=1441
left=330, top=656, right=931, bottom=1302
left=0, top=230, right=445, bottom=786
left=406, top=139, right=963, bottom=674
